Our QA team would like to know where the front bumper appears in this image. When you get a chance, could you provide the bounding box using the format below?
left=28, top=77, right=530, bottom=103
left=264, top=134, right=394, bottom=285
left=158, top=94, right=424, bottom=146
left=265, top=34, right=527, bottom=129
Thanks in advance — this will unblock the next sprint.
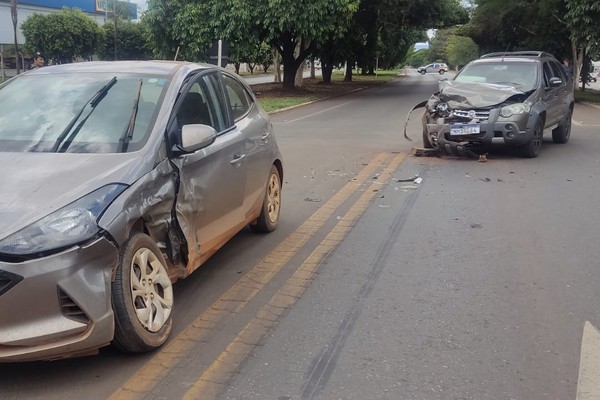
left=0, top=238, right=118, bottom=362
left=426, top=108, right=533, bottom=147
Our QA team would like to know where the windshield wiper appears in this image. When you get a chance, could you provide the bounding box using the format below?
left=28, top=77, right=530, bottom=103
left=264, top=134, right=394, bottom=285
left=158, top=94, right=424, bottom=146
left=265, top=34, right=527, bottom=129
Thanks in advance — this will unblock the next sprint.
left=118, top=79, right=143, bottom=153
left=52, top=76, right=118, bottom=153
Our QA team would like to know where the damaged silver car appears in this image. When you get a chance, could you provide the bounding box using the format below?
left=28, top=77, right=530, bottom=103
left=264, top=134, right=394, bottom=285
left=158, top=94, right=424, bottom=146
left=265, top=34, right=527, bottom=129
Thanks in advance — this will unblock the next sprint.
left=0, top=61, right=283, bottom=362
left=422, top=51, right=574, bottom=158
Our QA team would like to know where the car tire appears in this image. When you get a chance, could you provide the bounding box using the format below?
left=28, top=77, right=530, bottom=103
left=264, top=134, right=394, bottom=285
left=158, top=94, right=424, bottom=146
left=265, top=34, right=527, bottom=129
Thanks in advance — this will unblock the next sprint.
left=519, top=118, right=544, bottom=158
left=552, top=108, right=572, bottom=144
left=112, top=233, right=173, bottom=353
left=420, top=70, right=426, bottom=75
left=439, top=70, right=445, bottom=75
left=250, top=165, right=281, bottom=233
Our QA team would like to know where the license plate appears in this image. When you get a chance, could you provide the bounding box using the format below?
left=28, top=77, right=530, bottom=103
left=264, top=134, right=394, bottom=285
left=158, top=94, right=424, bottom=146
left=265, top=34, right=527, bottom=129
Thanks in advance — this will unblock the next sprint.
left=450, top=124, right=480, bottom=135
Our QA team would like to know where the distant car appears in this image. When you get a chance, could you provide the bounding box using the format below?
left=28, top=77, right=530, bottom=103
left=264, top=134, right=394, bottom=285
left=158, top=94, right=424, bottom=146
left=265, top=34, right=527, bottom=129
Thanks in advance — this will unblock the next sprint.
left=422, top=51, right=574, bottom=158
left=417, top=62, right=448, bottom=75
left=0, top=61, right=283, bottom=362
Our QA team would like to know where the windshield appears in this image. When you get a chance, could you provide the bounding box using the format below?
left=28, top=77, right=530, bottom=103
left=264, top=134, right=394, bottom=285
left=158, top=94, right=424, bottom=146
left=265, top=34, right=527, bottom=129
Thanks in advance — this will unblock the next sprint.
left=455, top=61, right=539, bottom=91
left=0, top=72, right=168, bottom=153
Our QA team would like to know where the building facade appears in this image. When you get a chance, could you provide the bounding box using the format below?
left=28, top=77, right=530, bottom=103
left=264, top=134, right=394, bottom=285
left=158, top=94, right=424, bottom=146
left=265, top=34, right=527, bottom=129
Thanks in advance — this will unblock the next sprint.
left=0, top=0, right=137, bottom=45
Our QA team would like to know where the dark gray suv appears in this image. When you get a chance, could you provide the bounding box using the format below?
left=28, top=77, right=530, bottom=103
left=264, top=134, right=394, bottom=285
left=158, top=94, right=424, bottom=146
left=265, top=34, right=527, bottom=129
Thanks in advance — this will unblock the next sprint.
left=422, top=51, right=574, bottom=157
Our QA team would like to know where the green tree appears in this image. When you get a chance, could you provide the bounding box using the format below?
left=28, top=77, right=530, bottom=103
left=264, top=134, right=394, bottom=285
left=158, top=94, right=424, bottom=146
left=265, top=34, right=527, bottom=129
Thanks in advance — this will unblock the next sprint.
left=445, top=35, right=479, bottom=68
left=565, top=0, right=600, bottom=85
left=100, top=20, right=152, bottom=60
left=236, top=0, right=359, bottom=89
left=141, top=0, right=212, bottom=61
left=406, top=48, right=431, bottom=67
left=21, top=8, right=104, bottom=63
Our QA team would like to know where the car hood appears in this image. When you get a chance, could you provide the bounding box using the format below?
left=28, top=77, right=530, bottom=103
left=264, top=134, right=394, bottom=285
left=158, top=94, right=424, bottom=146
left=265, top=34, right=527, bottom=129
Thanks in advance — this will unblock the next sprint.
left=0, top=152, right=150, bottom=239
left=437, top=80, right=527, bottom=109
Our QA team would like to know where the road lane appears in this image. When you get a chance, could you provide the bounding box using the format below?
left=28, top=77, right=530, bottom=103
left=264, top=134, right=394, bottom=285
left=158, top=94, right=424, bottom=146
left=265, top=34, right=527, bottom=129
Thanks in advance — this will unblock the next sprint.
left=222, top=105, right=600, bottom=399
left=2, top=70, right=600, bottom=400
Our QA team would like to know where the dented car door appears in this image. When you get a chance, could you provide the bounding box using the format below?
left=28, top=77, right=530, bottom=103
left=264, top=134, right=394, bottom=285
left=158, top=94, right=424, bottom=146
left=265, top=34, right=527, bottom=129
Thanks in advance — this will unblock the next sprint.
left=169, top=72, right=247, bottom=270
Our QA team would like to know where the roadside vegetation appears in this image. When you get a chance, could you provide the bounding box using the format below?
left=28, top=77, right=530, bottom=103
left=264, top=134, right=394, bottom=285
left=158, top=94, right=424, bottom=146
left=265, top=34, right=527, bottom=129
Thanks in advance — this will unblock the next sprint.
left=254, top=70, right=401, bottom=112
left=575, top=88, right=600, bottom=105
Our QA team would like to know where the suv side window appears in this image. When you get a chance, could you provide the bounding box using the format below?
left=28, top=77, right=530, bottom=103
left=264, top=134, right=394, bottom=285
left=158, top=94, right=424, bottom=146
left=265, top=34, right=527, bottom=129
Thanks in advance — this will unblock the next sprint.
left=542, top=62, right=555, bottom=88
left=549, top=61, right=566, bottom=83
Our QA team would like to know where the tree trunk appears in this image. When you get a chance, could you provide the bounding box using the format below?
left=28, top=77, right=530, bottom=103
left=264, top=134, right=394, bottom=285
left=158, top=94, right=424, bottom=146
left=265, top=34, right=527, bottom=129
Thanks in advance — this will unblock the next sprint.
left=310, top=57, right=316, bottom=79
left=234, top=62, right=240, bottom=74
left=322, top=64, right=334, bottom=84
left=272, top=48, right=281, bottom=83
left=344, top=59, right=353, bottom=82
left=281, top=51, right=297, bottom=89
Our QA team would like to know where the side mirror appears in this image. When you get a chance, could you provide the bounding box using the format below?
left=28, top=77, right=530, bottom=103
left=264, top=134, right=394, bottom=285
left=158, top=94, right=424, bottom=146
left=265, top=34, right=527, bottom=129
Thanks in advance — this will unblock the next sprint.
left=181, top=124, right=216, bottom=153
left=549, top=77, right=563, bottom=87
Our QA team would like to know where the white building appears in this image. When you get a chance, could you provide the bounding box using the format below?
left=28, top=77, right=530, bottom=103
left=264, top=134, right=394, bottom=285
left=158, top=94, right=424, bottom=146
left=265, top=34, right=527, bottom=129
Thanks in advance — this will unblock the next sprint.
left=0, top=0, right=136, bottom=46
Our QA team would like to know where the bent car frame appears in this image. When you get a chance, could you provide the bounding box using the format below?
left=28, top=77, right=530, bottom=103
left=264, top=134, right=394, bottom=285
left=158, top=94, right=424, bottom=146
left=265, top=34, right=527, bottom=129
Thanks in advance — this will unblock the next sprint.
left=0, top=61, right=283, bottom=362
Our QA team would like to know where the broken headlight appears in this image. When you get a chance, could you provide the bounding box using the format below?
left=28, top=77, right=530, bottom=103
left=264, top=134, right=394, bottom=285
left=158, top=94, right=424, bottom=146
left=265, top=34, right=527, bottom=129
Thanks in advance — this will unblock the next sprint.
left=0, top=184, right=127, bottom=257
left=500, top=103, right=531, bottom=118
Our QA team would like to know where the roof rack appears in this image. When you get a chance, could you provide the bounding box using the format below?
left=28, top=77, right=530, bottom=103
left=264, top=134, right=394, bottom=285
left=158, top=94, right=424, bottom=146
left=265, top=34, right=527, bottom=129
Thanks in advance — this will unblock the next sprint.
left=480, top=51, right=553, bottom=59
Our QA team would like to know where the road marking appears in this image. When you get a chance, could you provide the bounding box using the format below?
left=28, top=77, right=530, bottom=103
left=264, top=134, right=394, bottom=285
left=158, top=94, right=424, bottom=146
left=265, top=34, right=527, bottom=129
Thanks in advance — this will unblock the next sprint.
left=576, top=321, right=600, bottom=400
left=182, top=152, right=407, bottom=400
left=283, top=101, right=352, bottom=123
left=108, top=152, right=394, bottom=400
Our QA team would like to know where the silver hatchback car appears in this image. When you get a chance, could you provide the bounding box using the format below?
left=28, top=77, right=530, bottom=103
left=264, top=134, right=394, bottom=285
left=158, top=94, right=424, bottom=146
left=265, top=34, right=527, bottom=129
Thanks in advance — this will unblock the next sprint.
left=0, top=61, right=283, bottom=362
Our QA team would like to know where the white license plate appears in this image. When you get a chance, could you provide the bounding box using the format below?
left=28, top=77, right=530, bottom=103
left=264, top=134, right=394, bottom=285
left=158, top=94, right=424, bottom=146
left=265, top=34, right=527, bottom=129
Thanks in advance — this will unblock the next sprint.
left=450, top=124, right=480, bottom=135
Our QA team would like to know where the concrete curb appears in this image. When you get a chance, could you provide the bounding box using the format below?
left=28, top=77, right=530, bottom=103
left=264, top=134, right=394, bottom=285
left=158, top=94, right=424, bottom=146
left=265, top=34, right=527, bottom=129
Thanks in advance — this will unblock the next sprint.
left=580, top=101, right=600, bottom=110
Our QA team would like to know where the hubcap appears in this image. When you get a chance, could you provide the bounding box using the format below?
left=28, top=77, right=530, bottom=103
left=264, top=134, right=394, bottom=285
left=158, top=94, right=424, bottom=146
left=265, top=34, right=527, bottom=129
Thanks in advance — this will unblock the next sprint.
left=266, top=172, right=281, bottom=224
left=130, top=248, right=173, bottom=332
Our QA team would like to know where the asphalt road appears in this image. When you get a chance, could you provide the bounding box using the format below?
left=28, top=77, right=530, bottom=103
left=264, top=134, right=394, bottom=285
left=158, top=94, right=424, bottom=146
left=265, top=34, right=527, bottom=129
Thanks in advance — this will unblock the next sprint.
left=2, top=70, right=600, bottom=400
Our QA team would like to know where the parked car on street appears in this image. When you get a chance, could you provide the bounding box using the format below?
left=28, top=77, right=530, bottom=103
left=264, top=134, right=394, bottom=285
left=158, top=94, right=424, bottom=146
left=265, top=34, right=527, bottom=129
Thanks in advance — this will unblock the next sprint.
left=0, top=60, right=283, bottom=362
left=417, top=62, right=449, bottom=75
left=422, top=51, right=574, bottom=158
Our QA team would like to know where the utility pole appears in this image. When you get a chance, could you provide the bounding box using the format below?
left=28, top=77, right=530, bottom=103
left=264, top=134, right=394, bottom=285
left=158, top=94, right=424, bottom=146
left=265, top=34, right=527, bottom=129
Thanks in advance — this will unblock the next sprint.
left=113, top=0, right=117, bottom=60
left=10, top=0, right=20, bottom=74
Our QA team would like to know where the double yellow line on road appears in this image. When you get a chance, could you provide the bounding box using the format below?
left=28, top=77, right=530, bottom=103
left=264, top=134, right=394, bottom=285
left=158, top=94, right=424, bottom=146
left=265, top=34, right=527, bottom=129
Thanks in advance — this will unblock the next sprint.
left=109, top=151, right=406, bottom=400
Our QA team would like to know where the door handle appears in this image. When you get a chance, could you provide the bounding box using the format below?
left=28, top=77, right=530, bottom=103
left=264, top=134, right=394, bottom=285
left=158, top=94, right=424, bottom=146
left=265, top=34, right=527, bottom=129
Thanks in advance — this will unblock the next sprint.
left=261, top=132, right=270, bottom=142
left=230, top=153, right=246, bottom=165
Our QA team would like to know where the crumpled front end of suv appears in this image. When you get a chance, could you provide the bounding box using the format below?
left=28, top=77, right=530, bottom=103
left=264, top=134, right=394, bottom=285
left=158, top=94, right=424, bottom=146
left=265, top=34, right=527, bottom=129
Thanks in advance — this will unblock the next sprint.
left=422, top=80, right=539, bottom=155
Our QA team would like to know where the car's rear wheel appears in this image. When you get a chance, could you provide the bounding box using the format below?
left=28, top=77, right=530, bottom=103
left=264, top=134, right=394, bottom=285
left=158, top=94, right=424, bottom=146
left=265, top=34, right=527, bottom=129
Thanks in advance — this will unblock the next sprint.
left=519, top=118, right=544, bottom=158
left=112, top=233, right=173, bottom=353
left=439, top=70, right=445, bottom=75
left=552, top=108, right=572, bottom=144
left=251, top=165, right=281, bottom=233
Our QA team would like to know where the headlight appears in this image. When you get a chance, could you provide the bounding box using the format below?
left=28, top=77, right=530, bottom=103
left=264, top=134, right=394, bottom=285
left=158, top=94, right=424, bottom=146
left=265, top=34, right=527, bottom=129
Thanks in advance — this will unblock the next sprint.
left=500, top=103, right=531, bottom=118
left=0, top=184, right=127, bottom=256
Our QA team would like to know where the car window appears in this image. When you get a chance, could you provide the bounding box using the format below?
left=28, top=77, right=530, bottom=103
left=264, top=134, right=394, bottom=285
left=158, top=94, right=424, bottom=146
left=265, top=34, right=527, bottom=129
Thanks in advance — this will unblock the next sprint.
left=0, top=73, right=167, bottom=153
left=549, top=61, right=566, bottom=83
left=176, top=73, right=226, bottom=133
left=222, top=74, right=253, bottom=121
left=542, top=62, right=555, bottom=87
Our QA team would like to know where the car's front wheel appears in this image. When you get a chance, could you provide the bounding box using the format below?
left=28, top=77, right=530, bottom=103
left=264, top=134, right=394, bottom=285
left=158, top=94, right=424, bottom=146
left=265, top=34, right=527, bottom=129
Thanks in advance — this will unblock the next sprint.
left=519, top=118, right=544, bottom=158
left=420, top=70, right=426, bottom=75
left=251, top=165, right=281, bottom=233
left=552, top=109, right=572, bottom=144
left=112, top=233, right=173, bottom=353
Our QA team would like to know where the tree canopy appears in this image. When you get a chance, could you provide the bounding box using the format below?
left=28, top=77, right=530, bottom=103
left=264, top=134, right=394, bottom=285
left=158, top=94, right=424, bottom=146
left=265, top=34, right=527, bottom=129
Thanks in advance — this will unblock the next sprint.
left=21, top=8, right=104, bottom=63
